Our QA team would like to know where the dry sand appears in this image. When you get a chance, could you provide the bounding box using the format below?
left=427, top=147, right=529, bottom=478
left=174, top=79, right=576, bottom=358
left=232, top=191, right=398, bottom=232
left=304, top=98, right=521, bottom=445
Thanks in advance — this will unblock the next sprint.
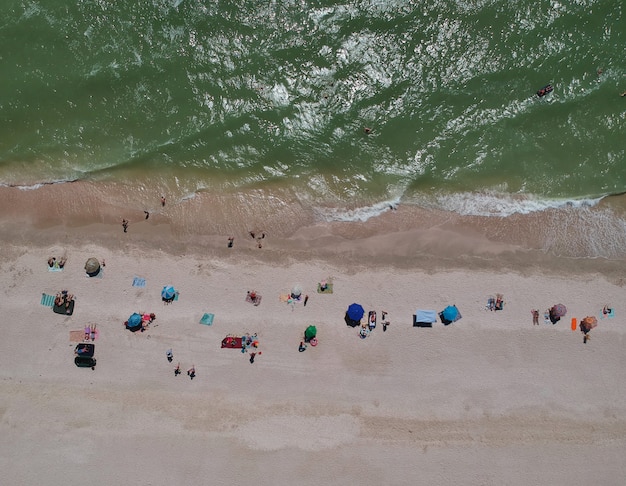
left=1, top=197, right=626, bottom=485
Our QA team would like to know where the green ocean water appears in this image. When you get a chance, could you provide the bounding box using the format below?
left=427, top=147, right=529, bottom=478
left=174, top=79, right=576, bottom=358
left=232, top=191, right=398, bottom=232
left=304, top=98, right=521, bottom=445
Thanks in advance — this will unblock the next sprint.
left=0, top=0, right=624, bottom=218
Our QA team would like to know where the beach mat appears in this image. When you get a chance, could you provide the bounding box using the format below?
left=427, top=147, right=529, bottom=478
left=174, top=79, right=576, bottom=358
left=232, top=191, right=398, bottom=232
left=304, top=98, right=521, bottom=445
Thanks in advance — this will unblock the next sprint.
left=199, top=313, right=214, bottom=326
left=132, top=277, right=146, bottom=287
left=69, top=330, right=84, bottom=343
left=317, top=283, right=333, bottom=294
left=41, top=293, right=55, bottom=307
left=221, top=336, right=243, bottom=348
left=48, top=264, right=63, bottom=272
left=53, top=300, right=75, bottom=316
left=600, top=308, right=615, bottom=319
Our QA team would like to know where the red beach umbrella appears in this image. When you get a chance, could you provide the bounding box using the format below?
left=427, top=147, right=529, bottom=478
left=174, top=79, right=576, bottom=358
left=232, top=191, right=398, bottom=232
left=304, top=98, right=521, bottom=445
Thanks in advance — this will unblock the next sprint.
left=551, top=304, right=567, bottom=318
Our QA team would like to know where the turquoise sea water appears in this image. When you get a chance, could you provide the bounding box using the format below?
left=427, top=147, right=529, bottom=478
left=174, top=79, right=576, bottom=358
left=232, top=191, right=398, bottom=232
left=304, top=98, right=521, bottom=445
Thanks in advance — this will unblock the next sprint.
left=1, top=0, right=625, bottom=219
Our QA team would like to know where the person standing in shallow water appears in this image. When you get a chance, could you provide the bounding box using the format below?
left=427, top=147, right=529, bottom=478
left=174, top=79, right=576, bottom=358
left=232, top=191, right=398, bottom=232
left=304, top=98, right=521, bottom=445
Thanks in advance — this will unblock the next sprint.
left=122, top=219, right=128, bottom=233
left=161, top=196, right=166, bottom=207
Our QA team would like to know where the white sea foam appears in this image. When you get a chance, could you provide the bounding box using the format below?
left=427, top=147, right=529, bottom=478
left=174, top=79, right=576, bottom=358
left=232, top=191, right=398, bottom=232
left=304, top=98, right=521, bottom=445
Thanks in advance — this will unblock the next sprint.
left=315, top=197, right=402, bottom=223
left=420, top=191, right=603, bottom=217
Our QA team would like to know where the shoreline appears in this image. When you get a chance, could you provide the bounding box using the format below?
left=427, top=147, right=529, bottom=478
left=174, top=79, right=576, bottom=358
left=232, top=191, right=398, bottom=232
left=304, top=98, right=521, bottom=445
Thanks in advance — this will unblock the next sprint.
left=2, top=181, right=626, bottom=265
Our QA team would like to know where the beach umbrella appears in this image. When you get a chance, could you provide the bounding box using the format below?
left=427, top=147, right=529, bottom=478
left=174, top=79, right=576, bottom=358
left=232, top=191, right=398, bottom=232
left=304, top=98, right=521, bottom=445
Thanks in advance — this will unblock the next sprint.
left=442, top=305, right=459, bottom=322
left=84, top=257, right=100, bottom=276
left=580, top=316, right=598, bottom=333
left=551, top=304, right=567, bottom=318
left=291, top=285, right=302, bottom=298
left=346, top=303, right=365, bottom=321
left=127, top=313, right=142, bottom=329
left=161, top=285, right=176, bottom=300
left=304, top=325, right=317, bottom=341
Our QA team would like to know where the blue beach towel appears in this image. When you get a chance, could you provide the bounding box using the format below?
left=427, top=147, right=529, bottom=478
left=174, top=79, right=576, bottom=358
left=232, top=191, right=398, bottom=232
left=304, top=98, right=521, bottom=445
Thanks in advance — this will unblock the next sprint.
left=199, top=313, right=214, bottom=326
left=600, top=308, right=615, bottom=319
left=48, top=264, right=63, bottom=272
left=132, top=277, right=146, bottom=288
left=41, top=293, right=55, bottom=307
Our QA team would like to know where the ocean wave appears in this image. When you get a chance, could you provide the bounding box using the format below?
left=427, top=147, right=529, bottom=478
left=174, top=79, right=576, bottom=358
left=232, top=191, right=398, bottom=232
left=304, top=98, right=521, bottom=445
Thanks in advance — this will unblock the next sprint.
left=313, top=190, right=607, bottom=223
left=417, top=191, right=604, bottom=217
left=314, top=197, right=401, bottom=223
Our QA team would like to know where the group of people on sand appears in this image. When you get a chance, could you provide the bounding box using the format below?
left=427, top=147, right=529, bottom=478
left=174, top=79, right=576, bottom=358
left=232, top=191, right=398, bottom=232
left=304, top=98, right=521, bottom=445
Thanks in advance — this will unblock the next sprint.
left=84, top=324, right=97, bottom=341
left=54, top=290, right=74, bottom=312
left=248, top=231, right=266, bottom=248
left=167, top=349, right=195, bottom=379
left=48, top=256, right=67, bottom=269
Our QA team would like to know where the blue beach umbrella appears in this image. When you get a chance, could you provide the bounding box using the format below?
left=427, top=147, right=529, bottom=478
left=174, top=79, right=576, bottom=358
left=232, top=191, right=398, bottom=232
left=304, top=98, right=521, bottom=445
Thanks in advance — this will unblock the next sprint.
left=347, top=303, right=365, bottom=321
left=127, top=313, right=142, bottom=329
left=442, top=305, right=459, bottom=322
left=161, top=285, right=176, bottom=300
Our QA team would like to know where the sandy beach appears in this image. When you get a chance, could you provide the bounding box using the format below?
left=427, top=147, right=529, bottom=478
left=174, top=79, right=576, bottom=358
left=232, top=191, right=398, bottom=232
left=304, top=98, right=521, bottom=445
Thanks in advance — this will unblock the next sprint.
left=1, top=187, right=626, bottom=486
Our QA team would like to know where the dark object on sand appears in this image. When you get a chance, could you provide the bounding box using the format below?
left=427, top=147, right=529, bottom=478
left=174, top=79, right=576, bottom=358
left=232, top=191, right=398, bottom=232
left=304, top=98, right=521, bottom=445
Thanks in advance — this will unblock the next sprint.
left=439, top=305, right=461, bottom=326
left=345, top=303, right=365, bottom=328
left=537, top=84, right=553, bottom=97
left=53, top=299, right=75, bottom=316
left=74, top=343, right=96, bottom=369
left=549, top=303, right=567, bottom=324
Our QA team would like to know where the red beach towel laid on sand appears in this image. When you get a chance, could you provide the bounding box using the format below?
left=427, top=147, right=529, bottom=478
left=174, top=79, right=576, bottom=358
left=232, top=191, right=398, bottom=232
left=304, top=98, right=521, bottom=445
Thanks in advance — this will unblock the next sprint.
left=221, top=336, right=243, bottom=348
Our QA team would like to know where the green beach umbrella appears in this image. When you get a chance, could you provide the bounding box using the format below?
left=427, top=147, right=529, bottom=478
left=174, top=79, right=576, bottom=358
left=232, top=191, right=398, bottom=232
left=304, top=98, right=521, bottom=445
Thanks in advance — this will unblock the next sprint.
left=304, top=325, right=317, bottom=341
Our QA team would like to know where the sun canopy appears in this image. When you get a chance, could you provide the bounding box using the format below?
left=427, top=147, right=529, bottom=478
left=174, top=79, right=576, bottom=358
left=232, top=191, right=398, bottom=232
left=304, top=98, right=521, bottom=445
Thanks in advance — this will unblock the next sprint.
left=305, top=325, right=317, bottom=340
left=127, top=313, right=142, bottom=329
left=551, top=304, right=567, bottom=317
left=442, top=305, right=459, bottom=322
left=346, top=303, right=364, bottom=321
left=161, top=285, right=176, bottom=300
left=84, top=257, right=100, bottom=276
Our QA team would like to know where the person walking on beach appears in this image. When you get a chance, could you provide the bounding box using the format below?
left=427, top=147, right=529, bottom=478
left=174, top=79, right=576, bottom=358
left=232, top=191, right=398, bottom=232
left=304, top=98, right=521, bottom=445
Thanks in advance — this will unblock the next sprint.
left=122, top=219, right=128, bottom=233
left=144, top=211, right=150, bottom=220
left=531, top=309, right=539, bottom=326
left=174, top=363, right=181, bottom=376
left=187, top=365, right=195, bottom=379
left=166, top=349, right=173, bottom=363
left=161, top=196, right=166, bottom=207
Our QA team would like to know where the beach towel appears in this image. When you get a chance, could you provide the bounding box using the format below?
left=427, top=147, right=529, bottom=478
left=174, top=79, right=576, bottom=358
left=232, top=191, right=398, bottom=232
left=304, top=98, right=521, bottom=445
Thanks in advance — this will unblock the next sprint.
left=368, top=310, right=376, bottom=330
left=199, top=313, right=214, bottom=326
left=600, top=308, right=615, bottom=319
left=132, top=277, right=146, bottom=288
left=53, top=300, right=75, bottom=316
left=41, top=293, right=55, bottom=307
left=317, top=283, right=333, bottom=294
left=221, top=336, right=243, bottom=348
left=173, top=292, right=179, bottom=301
left=69, top=330, right=84, bottom=343
left=48, top=263, right=63, bottom=272
left=414, top=310, right=437, bottom=327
